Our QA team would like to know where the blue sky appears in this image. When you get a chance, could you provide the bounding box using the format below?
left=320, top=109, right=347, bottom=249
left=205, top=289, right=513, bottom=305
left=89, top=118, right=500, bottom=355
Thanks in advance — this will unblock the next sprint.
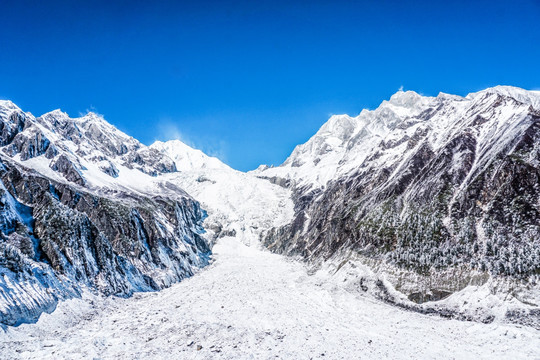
left=1, top=0, right=539, bottom=171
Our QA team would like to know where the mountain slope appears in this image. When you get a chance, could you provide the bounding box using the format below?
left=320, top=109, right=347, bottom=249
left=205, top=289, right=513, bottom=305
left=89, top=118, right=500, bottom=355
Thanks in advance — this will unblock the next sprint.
left=0, top=99, right=294, bottom=327
left=0, top=102, right=211, bottom=327
left=151, top=140, right=294, bottom=246
left=257, top=86, right=540, bottom=324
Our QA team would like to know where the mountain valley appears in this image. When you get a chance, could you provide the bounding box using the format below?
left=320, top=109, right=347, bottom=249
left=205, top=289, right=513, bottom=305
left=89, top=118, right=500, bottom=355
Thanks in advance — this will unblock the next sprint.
left=1, top=86, right=539, bottom=358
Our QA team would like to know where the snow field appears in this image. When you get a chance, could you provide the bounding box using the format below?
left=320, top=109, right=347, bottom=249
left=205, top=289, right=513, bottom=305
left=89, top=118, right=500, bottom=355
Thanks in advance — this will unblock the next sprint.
left=1, top=237, right=538, bottom=359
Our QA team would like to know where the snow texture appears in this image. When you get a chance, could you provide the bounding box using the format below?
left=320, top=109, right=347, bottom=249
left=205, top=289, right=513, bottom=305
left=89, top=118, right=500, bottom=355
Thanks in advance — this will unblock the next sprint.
left=149, top=143, right=295, bottom=245
left=1, top=237, right=538, bottom=359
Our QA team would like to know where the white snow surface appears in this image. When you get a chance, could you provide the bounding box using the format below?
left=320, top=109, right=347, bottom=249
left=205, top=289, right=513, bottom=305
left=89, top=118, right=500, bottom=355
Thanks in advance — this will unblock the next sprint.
left=1, top=237, right=538, bottom=359
left=151, top=140, right=230, bottom=172
left=151, top=141, right=294, bottom=244
left=252, top=86, right=540, bottom=192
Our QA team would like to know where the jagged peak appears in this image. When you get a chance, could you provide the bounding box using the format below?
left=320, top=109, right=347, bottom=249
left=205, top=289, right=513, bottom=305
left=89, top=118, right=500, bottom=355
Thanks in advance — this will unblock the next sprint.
left=40, top=109, right=108, bottom=126
left=317, top=114, right=358, bottom=140
left=385, top=90, right=428, bottom=109
left=436, top=92, right=464, bottom=101
left=0, top=99, right=18, bottom=108
left=375, top=90, right=433, bottom=119
left=468, top=85, right=540, bottom=108
left=42, top=109, right=69, bottom=118
left=479, top=85, right=533, bottom=96
left=74, top=111, right=109, bottom=125
left=74, top=111, right=133, bottom=140
left=0, top=100, right=23, bottom=115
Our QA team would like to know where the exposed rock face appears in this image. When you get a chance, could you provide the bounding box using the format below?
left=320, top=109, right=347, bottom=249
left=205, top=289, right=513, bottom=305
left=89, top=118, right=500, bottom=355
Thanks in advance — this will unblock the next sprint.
left=0, top=104, right=177, bottom=186
left=0, top=101, right=211, bottom=327
left=49, top=154, right=86, bottom=185
left=259, top=87, right=540, bottom=321
left=122, top=147, right=177, bottom=176
left=0, top=156, right=210, bottom=326
left=5, top=128, right=52, bottom=161
left=0, top=105, right=26, bottom=147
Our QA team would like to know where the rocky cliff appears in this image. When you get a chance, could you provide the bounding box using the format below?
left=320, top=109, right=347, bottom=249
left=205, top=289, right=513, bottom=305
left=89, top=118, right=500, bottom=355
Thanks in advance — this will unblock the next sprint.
left=0, top=101, right=210, bottom=327
left=257, top=87, right=540, bottom=326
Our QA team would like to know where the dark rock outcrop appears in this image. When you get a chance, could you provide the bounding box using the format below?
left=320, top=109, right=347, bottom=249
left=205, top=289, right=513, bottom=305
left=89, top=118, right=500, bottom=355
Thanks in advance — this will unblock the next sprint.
left=0, top=155, right=210, bottom=326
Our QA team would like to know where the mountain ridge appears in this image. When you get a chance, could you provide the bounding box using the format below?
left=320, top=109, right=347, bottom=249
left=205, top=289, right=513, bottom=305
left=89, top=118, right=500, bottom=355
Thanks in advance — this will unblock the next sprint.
left=1, top=85, right=539, bottom=329
left=257, top=85, right=540, bottom=326
left=0, top=102, right=213, bottom=327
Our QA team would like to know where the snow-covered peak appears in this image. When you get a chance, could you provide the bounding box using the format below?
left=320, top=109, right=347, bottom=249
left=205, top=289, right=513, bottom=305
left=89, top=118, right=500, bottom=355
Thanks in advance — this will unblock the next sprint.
left=254, top=90, right=435, bottom=188
left=42, top=108, right=68, bottom=118
left=387, top=90, right=424, bottom=107
left=0, top=102, right=181, bottom=195
left=75, top=111, right=110, bottom=125
left=37, top=108, right=139, bottom=156
left=370, top=90, right=434, bottom=126
left=436, top=92, right=464, bottom=101
left=255, top=86, right=540, bottom=192
left=151, top=139, right=230, bottom=172
left=0, top=99, right=20, bottom=110
left=469, top=85, right=540, bottom=109
left=317, top=114, right=358, bottom=141
left=41, top=109, right=123, bottom=132
left=150, top=139, right=293, bottom=246
left=0, top=100, right=24, bottom=120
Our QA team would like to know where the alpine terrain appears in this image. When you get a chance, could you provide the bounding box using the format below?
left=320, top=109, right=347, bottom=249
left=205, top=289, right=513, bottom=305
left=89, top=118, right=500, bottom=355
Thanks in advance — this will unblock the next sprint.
left=0, top=86, right=539, bottom=359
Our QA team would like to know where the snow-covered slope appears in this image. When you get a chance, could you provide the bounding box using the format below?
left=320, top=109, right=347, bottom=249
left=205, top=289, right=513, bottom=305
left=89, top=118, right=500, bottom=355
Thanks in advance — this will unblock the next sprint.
left=2, top=237, right=538, bottom=359
left=151, top=140, right=294, bottom=245
left=251, top=90, right=435, bottom=190
left=254, top=86, right=540, bottom=192
left=0, top=100, right=293, bottom=327
left=151, top=140, right=230, bottom=172
left=0, top=103, right=212, bottom=326
left=0, top=102, right=178, bottom=191
left=258, top=86, right=540, bottom=325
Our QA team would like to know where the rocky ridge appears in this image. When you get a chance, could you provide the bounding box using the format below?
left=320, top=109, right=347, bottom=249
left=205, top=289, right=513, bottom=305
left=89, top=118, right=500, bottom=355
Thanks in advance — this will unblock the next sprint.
left=256, top=86, right=540, bottom=326
left=0, top=101, right=210, bottom=327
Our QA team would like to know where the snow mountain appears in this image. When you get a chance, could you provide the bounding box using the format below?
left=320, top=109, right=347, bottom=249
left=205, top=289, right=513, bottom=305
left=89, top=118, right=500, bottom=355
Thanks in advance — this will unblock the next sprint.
left=1, top=86, right=539, bottom=334
left=0, top=101, right=209, bottom=326
left=151, top=140, right=230, bottom=172
left=256, top=86, right=540, bottom=326
left=0, top=100, right=292, bottom=327
left=150, top=140, right=294, bottom=246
